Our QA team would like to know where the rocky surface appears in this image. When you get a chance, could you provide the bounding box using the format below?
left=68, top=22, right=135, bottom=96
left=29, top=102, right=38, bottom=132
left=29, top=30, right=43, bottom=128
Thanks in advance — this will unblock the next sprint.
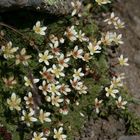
left=134, top=51, right=140, bottom=68
left=0, top=0, right=73, bottom=15
left=119, top=136, right=140, bottom=140
left=76, top=116, right=125, bottom=140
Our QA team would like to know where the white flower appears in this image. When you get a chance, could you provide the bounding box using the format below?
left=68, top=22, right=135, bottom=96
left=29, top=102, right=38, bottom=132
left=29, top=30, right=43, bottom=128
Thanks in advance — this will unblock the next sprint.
left=51, top=95, right=63, bottom=107
left=57, top=54, right=70, bottom=68
left=59, top=108, right=68, bottom=115
left=54, top=127, right=67, bottom=140
left=111, top=33, right=124, bottom=45
left=59, top=84, right=71, bottom=95
left=49, top=35, right=64, bottom=44
left=94, top=98, right=103, bottom=114
left=104, top=12, right=119, bottom=25
left=44, top=128, right=50, bottom=137
left=7, top=93, right=21, bottom=111
left=102, top=32, right=123, bottom=45
left=87, top=42, right=101, bottom=55
left=49, top=41, right=60, bottom=56
left=16, top=48, right=32, bottom=65
left=71, top=1, right=82, bottom=17
left=39, top=50, right=53, bottom=65
left=33, top=21, right=47, bottom=35
left=70, top=79, right=83, bottom=90
left=101, top=32, right=114, bottom=45
left=64, top=26, right=77, bottom=42
left=39, top=81, right=49, bottom=96
left=1, top=41, right=18, bottom=59
left=49, top=34, right=58, bottom=44
left=111, top=76, right=123, bottom=88
left=116, top=96, right=127, bottom=109
left=69, top=45, right=83, bottom=59
left=95, top=0, right=111, bottom=5
left=77, top=84, right=88, bottom=94
left=39, top=109, right=51, bottom=123
left=24, top=76, right=39, bottom=88
left=77, top=30, right=89, bottom=42
left=117, top=73, right=125, bottom=80
left=73, top=68, right=84, bottom=80
left=114, top=19, right=125, bottom=29
left=48, top=83, right=61, bottom=96
left=105, top=85, right=119, bottom=98
left=82, top=53, right=92, bottom=62
left=32, top=132, right=47, bottom=140
left=3, top=76, right=17, bottom=89
left=24, top=92, right=34, bottom=108
left=21, top=109, right=37, bottom=126
left=51, top=64, right=65, bottom=78
left=118, top=55, right=129, bottom=66
left=40, top=66, right=55, bottom=82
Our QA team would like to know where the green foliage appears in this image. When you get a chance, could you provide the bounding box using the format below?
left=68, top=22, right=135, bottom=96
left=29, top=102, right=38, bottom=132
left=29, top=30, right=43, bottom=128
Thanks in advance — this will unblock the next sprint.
left=0, top=6, right=110, bottom=139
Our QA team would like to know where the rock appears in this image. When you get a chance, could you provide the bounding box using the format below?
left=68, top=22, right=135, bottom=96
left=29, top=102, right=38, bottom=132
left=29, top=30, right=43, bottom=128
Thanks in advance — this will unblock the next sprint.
left=131, top=15, right=140, bottom=38
left=134, top=51, right=140, bottom=67
left=102, top=116, right=125, bottom=137
left=79, top=116, right=126, bottom=140
left=118, top=136, right=140, bottom=140
left=0, top=0, right=75, bottom=15
left=74, top=137, right=80, bottom=140
left=80, top=133, right=85, bottom=138
left=90, top=130, right=95, bottom=138
left=80, top=138, right=89, bottom=140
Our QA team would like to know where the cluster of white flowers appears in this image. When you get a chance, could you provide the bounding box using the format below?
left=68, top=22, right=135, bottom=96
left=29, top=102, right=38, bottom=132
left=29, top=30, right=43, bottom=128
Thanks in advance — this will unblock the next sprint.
left=2, top=0, right=130, bottom=139
left=105, top=73, right=127, bottom=103
left=95, top=73, right=127, bottom=114
left=4, top=19, right=91, bottom=139
left=104, top=12, right=125, bottom=29
left=1, top=41, right=32, bottom=66
left=93, top=3, right=128, bottom=114
left=96, top=58, right=128, bottom=113
left=101, top=31, right=124, bottom=46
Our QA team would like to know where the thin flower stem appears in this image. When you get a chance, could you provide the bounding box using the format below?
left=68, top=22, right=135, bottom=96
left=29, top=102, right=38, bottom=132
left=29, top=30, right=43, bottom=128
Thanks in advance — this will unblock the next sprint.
left=27, top=67, right=42, bottom=108
left=0, top=22, right=40, bottom=53
left=0, top=34, right=8, bottom=42
left=0, top=22, right=25, bottom=37
left=111, top=62, right=119, bottom=67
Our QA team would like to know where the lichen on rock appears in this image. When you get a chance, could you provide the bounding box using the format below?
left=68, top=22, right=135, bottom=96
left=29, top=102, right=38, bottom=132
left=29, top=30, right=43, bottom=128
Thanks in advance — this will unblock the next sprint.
left=0, top=0, right=77, bottom=15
